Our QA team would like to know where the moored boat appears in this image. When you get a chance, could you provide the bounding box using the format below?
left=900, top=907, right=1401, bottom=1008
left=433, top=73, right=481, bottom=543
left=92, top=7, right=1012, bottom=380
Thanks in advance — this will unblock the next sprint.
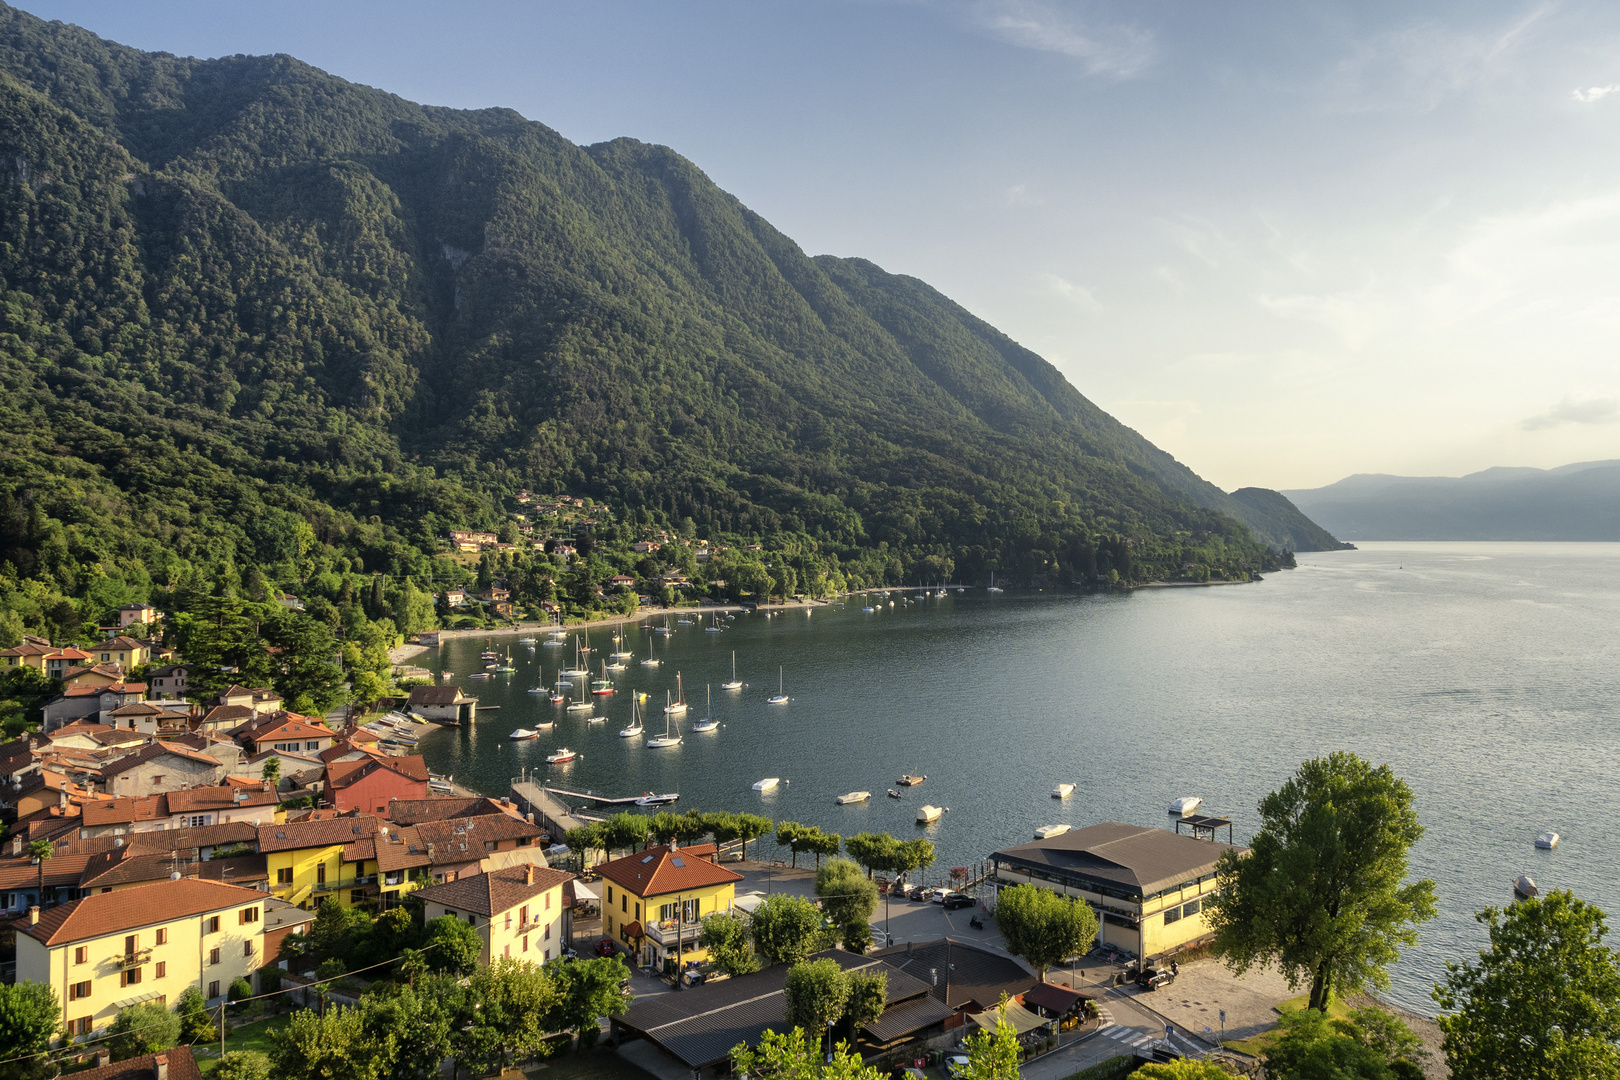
left=1169, top=796, right=1202, bottom=816
left=509, top=728, right=538, bottom=740
left=753, top=777, right=779, bottom=791
left=1035, top=824, right=1070, bottom=839
left=1052, top=783, right=1076, bottom=799
left=768, top=665, right=789, bottom=704
left=887, top=789, right=902, bottom=799
left=897, top=774, right=926, bottom=787
left=916, top=804, right=944, bottom=824
left=635, top=792, right=680, bottom=806
left=721, top=650, right=743, bottom=691
left=546, top=747, right=577, bottom=764
left=1536, top=832, right=1560, bottom=849
left=836, top=791, right=872, bottom=805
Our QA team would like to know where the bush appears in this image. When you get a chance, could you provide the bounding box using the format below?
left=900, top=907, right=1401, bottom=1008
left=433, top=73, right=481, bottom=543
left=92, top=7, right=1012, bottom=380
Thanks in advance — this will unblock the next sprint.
left=228, top=977, right=254, bottom=1004
left=174, top=986, right=214, bottom=1044
left=316, top=958, right=347, bottom=982
left=211, top=1050, right=273, bottom=1080
left=258, top=965, right=283, bottom=995
left=107, top=1001, right=181, bottom=1061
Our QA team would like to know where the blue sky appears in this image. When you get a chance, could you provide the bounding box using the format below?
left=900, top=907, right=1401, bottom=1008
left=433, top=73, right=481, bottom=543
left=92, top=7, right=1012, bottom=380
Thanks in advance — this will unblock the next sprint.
left=21, top=1, right=1620, bottom=489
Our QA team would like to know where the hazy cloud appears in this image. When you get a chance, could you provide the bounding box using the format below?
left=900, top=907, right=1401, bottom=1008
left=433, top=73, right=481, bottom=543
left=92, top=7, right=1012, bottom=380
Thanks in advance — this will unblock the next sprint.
left=1522, top=395, right=1620, bottom=430
left=1041, top=272, right=1103, bottom=313
left=972, top=1, right=1154, bottom=78
left=1573, top=84, right=1620, bottom=102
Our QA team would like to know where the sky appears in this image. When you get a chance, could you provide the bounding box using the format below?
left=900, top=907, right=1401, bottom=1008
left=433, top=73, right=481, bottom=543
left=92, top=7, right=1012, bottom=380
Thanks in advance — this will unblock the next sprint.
left=18, top=1, right=1620, bottom=490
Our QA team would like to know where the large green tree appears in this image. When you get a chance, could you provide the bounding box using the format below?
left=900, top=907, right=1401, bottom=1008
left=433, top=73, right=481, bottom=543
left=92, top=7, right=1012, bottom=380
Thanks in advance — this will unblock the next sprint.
left=957, top=1001, right=1022, bottom=1080
left=0, top=982, right=60, bottom=1080
left=1434, top=890, right=1620, bottom=1080
left=423, top=915, right=483, bottom=976
left=784, top=959, right=853, bottom=1050
left=730, top=1027, right=882, bottom=1080
left=107, top=1001, right=181, bottom=1062
left=459, top=958, right=558, bottom=1072
left=548, top=957, right=634, bottom=1046
left=1204, top=752, right=1437, bottom=1012
left=699, top=911, right=761, bottom=977
left=272, top=1005, right=396, bottom=1080
left=994, top=884, right=1099, bottom=981
left=752, top=894, right=826, bottom=968
left=815, top=857, right=879, bottom=937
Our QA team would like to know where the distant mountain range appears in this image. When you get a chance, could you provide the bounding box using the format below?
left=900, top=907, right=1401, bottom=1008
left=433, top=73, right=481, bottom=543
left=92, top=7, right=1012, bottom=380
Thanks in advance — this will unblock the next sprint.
left=1284, top=461, right=1620, bottom=541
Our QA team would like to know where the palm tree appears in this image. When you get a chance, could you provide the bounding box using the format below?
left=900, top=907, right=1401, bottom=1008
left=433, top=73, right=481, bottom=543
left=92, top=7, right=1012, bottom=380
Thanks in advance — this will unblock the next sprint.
left=28, top=838, right=53, bottom=907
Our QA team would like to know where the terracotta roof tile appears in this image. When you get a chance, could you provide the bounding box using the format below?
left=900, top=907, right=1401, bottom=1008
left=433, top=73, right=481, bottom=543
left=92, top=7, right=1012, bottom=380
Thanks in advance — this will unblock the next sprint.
left=71, top=1048, right=201, bottom=1080
left=414, top=863, right=574, bottom=917
left=163, top=786, right=276, bottom=813
left=20, top=878, right=268, bottom=946
left=257, top=816, right=378, bottom=853
left=596, top=844, right=743, bottom=898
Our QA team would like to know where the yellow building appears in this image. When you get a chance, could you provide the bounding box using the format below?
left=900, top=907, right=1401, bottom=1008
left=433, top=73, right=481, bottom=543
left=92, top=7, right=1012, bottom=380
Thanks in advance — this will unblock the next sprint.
left=91, top=636, right=150, bottom=670
left=258, top=817, right=431, bottom=911
left=15, top=878, right=268, bottom=1041
left=989, top=821, right=1242, bottom=961
left=415, top=863, right=575, bottom=965
left=596, top=843, right=744, bottom=973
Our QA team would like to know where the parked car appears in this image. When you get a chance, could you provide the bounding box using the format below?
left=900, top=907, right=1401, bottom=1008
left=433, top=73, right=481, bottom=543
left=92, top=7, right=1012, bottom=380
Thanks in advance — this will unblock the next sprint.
left=908, top=885, right=931, bottom=901
left=942, top=892, right=975, bottom=910
left=1135, top=966, right=1175, bottom=991
left=945, top=1053, right=971, bottom=1077
left=594, top=938, right=618, bottom=957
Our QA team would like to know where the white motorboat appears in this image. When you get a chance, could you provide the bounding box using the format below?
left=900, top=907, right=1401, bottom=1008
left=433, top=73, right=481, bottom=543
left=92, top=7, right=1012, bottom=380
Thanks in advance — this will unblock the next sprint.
left=1536, top=832, right=1560, bottom=849
left=691, top=686, right=719, bottom=732
left=546, top=747, right=577, bottom=764
left=1052, top=783, right=1076, bottom=799
left=1035, top=824, right=1070, bottom=839
left=916, top=805, right=944, bottom=824
left=721, top=650, right=743, bottom=691
left=518, top=637, right=536, bottom=645
left=509, top=728, right=538, bottom=740
left=665, top=673, right=689, bottom=714
left=753, top=777, right=779, bottom=791
left=836, top=791, right=872, bottom=805
left=635, top=792, right=680, bottom=806
left=1169, top=796, right=1202, bottom=816
left=768, top=665, right=789, bottom=704
left=648, top=699, right=682, bottom=748
left=1514, top=874, right=1538, bottom=899
left=619, top=698, right=644, bottom=738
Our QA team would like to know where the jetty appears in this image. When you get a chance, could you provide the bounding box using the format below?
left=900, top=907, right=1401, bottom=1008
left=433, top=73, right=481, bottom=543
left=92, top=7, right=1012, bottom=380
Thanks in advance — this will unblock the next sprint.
left=509, top=774, right=597, bottom=836
left=542, top=786, right=655, bottom=806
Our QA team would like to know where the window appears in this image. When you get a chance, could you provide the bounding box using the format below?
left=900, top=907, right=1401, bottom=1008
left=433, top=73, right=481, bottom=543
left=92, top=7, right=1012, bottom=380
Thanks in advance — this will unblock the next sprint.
left=351, top=890, right=365, bottom=905
left=620, top=895, right=627, bottom=913
left=124, top=935, right=139, bottom=954
left=635, top=902, right=641, bottom=920
left=210, top=947, right=221, bottom=966
left=484, top=841, right=495, bottom=853
left=121, top=967, right=142, bottom=987
left=101, top=653, right=109, bottom=662
left=206, top=916, right=220, bottom=933
left=519, top=905, right=528, bottom=926
left=305, top=741, right=318, bottom=751
left=545, top=893, right=551, bottom=910
left=71, top=1016, right=92, bottom=1036
left=1182, top=899, right=1201, bottom=918
left=151, top=775, right=164, bottom=785
left=504, top=912, right=512, bottom=930
left=155, top=962, right=166, bottom=978
left=209, top=981, right=220, bottom=998
left=544, top=948, right=550, bottom=961
left=74, top=946, right=87, bottom=965
left=244, top=941, right=255, bottom=957
left=69, top=981, right=91, bottom=1000
left=1163, top=906, right=1182, bottom=925
left=606, top=886, right=613, bottom=904
left=155, top=929, right=167, bottom=945
left=544, top=924, right=550, bottom=941
left=316, top=863, right=326, bottom=884
left=190, top=815, right=207, bottom=827
left=276, top=868, right=293, bottom=885
left=522, top=934, right=529, bottom=952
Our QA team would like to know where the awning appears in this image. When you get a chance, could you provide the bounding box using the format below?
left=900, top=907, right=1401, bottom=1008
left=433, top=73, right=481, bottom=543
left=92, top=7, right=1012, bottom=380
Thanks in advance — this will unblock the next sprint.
left=623, top=920, right=643, bottom=939
left=115, top=989, right=166, bottom=1009
left=969, top=1001, right=1050, bottom=1036
left=570, top=879, right=599, bottom=901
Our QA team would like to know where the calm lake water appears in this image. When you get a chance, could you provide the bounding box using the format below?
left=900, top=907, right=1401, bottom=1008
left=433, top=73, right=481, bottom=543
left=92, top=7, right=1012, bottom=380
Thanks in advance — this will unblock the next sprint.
left=418, top=542, right=1620, bottom=1014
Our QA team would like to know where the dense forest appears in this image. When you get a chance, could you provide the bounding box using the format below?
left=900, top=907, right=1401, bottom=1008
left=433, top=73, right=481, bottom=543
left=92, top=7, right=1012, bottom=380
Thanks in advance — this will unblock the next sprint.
left=0, top=2, right=1342, bottom=675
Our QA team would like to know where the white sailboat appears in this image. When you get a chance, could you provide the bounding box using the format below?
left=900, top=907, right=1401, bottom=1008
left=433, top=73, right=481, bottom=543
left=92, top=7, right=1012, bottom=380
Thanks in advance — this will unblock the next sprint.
left=619, top=697, right=644, bottom=738
left=648, top=696, right=683, bottom=748
left=665, top=672, right=688, bottom=715
left=721, top=651, right=743, bottom=691
left=641, top=630, right=662, bottom=667
left=610, top=631, right=633, bottom=662
left=987, top=572, right=1004, bottom=594
left=767, top=665, right=789, bottom=704
left=691, top=685, right=718, bottom=732
left=566, top=675, right=594, bottom=714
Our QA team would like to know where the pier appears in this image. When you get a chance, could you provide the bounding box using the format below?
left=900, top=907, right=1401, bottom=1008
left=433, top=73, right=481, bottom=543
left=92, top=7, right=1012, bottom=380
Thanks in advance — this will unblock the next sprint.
left=509, top=775, right=597, bottom=837
left=541, top=786, right=658, bottom=806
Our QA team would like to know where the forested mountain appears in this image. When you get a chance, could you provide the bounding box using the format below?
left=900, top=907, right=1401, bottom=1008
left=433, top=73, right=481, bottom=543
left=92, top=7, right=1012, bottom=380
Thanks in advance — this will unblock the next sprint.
left=0, top=2, right=1341, bottom=650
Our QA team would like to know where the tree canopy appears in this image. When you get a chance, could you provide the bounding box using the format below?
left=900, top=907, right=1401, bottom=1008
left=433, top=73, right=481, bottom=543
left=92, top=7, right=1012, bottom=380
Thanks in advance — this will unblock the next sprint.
left=1205, top=752, right=1437, bottom=1012
left=752, top=894, right=827, bottom=968
left=994, top=884, right=1099, bottom=980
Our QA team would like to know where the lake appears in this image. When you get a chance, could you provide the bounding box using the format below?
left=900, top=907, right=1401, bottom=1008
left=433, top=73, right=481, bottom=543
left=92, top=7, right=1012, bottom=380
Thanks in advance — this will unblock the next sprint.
left=416, top=542, right=1620, bottom=1014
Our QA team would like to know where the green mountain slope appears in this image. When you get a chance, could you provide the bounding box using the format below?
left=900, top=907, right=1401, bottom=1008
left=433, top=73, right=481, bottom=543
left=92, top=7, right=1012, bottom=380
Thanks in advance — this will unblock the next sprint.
left=0, top=1, right=1341, bottom=646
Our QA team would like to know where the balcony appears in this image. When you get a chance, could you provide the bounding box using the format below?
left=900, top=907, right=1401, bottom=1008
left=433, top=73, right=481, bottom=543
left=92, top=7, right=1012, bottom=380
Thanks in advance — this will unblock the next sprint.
left=312, top=874, right=376, bottom=894
left=115, top=949, right=152, bottom=970
left=643, top=919, right=698, bottom=945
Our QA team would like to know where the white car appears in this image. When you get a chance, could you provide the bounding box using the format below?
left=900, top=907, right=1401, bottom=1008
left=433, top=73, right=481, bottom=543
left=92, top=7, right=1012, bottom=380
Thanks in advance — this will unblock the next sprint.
left=945, top=1054, right=971, bottom=1076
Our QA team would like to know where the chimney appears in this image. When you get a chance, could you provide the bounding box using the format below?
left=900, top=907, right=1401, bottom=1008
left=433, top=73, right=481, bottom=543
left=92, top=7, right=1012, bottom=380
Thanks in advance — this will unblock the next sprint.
left=152, top=1053, right=168, bottom=1080
left=28, top=906, right=39, bottom=925
left=524, top=864, right=534, bottom=886
left=669, top=837, right=678, bottom=852
left=10, top=836, right=19, bottom=856
left=94, top=1048, right=110, bottom=1067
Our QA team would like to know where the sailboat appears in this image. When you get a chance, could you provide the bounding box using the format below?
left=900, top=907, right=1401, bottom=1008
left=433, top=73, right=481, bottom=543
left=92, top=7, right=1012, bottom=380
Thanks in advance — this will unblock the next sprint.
left=619, top=697, right=644, bottom=738
left=705, top=614, right=723, bottom=633
left=641, top=630, right=662, bottom=667
left=987, top=572, right=1004, bottom=594
left=495, top=648, right=515, bottom=673
left=721, top=651, right=743, bottom=691
left=665, top=672, right=688, bottom=715
left=560, top=639, right=588, bottom=678
left=610, top=631, right=633, bottom=662
left=691, top=685, right=719, bottom=732
left=527, top=663, right=549, bottom=693
left=648, top=696, right=683, bottom=747
left=591, top=661, right=615, bottom=696
left=768, top=666, right=789, bottom=704
left=566, top=674, right=594, bottom=714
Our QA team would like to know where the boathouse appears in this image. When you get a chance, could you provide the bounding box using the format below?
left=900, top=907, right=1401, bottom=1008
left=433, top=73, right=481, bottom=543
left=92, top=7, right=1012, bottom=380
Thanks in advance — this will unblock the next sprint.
left=407, top=684, right=477, bottom=724
left=989, top=821, right=1242, bottom=961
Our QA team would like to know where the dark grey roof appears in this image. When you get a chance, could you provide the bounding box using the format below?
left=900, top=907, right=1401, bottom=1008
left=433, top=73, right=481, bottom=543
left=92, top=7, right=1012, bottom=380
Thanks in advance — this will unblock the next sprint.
left=863, top=993, right=958, bottom=1043
left=871, top=938, right=1038, bottom=1012
left=991, top=821, right=1240, bottom=898
left=407, top=686, right=472, bottom=706
left=618, top=950, right=926, bottom=1069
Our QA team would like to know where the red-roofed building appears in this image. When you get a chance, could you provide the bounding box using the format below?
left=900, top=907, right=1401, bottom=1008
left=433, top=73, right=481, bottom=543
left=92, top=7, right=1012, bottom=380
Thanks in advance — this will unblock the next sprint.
left=596, top=842, right=743, bottom=971
left=326, top=755, right=431, bottom=814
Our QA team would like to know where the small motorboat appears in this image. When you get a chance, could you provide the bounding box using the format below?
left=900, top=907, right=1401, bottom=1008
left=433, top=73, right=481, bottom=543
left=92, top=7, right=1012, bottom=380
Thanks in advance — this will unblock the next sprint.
left=917, top=805, right=944, bottom=824
left=753, top=777, right=780, bottom=791
left=1169, top=796, right=1202, bottom=816
left=509, top=728, right=538, bottom=740
left=635, top=792, right=680, bottom=807
left=897, top=774, right=926, bottom=787
left=546, top=748, right=577, bottom=764
left=1035, top=824, right=1070, bottom=839
left=862, top=606, right=876, bottom=613
left=527, top=686, right=548, bottom=694
left=1052, top=783, right=1076, bottom=799
left=468, top=672, right=490, bottom=679
left=887, top=789, right=902, bottom=799
left=836, top=791, right=872, bottom=805
left=1514, top=874, right=1539, bottom=899
left=518, top=637, right=536, bottom=645
left=1536, top=832, right=1560, bottom=849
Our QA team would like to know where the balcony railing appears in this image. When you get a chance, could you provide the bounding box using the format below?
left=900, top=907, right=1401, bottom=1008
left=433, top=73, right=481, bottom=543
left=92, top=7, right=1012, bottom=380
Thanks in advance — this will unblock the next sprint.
left=115, top=949, right=152, bottom=970
left=312, top=874, right=377, bottom=894
left=644, top=919, right=699, bottom=944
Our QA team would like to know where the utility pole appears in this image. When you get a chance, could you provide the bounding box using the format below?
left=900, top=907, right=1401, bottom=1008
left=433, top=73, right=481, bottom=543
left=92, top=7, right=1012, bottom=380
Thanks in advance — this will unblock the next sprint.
left=219, top=1003, right=226, bottom=1061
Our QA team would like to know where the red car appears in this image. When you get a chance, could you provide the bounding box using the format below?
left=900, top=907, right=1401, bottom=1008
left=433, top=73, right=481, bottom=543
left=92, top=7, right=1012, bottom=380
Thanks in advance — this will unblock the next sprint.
left=595, top=938, right=618, bottom=957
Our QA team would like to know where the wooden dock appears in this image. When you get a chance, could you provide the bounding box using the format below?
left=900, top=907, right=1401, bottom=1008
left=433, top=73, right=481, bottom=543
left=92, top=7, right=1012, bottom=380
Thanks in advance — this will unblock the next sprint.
left=542, top=786, right=658, bottom=806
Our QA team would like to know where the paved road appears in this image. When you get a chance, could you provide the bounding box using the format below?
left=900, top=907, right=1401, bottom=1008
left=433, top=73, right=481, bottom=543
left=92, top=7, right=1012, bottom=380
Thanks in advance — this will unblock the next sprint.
left=1022, top=986, right=1217, bottom=1079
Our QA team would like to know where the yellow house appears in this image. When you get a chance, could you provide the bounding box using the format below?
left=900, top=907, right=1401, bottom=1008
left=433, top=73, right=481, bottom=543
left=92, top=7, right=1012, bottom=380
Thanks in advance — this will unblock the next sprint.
left=91, top=636, right=150, bottom=670
left=15, top=878, right=267, bottom=1041
left=258, top=817, right=429, bottom=911
left=415, top=863, right=575, bottom=965
left=597, top=843, right=743, bottom=973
